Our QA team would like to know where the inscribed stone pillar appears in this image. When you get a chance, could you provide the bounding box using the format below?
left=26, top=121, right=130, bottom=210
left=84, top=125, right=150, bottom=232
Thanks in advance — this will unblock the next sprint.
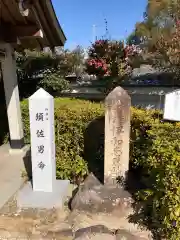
left=104, top=86, right=131, bottom=185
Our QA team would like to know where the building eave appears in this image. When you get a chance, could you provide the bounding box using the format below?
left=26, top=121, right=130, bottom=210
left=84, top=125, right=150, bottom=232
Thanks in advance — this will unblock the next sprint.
left=45, top=0, right=66, bottom=46
left=0, top=0, right=66, bottom=49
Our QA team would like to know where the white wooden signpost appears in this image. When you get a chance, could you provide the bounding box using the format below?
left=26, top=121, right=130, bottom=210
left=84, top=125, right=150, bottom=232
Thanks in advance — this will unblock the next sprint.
left=29, top=88, right=56, bottom=192
left=17, top=88, right=69, bottom=209
left=163, top=89, right=180, bottom=121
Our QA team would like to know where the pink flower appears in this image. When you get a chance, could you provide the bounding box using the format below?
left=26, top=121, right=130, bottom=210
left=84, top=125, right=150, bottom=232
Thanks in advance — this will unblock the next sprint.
left=176, top=20, right=180, bottom=26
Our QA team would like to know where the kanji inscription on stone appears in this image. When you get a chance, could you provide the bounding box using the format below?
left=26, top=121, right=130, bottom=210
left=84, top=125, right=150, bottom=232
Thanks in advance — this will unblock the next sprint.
left=104, top=87, right=131, bottom=185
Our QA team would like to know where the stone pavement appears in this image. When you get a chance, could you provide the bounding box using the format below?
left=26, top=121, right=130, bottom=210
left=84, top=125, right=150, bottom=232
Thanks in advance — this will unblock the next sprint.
left=0, top=144, right=29, bottom=209
left=0, top=174, right=153, bottom=239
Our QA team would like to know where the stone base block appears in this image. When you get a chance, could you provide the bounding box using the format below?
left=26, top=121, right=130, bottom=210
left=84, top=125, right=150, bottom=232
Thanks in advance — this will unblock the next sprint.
left=16, top=180, right=69, bottom=209
left=70, top=173, right=133, bottom=214
left=9, top=144, right=30, bottom=155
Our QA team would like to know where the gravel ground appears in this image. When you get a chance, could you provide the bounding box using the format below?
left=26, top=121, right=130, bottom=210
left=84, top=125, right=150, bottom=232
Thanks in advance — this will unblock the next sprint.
left=0, top=182, right=152, bottom=240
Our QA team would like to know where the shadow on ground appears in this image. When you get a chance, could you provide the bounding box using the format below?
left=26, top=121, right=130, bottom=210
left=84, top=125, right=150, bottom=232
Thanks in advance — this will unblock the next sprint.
left=68, top=187, right=79, bottom=211
left=23, top=149, right=33, bottom=185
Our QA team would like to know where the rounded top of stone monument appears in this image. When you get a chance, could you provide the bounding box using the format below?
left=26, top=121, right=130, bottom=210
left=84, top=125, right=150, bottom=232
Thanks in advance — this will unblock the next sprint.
left=105, top=86, right=131, bottom=103
left=29, top=88, right=53, bottom=100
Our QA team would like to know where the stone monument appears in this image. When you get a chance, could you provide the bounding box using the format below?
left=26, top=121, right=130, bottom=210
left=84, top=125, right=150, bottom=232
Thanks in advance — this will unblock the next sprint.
left=104, top=86, right=131, bottom=185
left=70, top=87, right=133, bottom=229
left=17, top=88, right=69, bottom=209
left=163, top=89, right=180, bottom=121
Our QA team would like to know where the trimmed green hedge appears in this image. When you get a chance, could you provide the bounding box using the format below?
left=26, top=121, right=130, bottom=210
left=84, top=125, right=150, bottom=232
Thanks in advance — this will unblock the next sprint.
left=130, top=108, right=180, bottom=239
left=2, top=98, right=180, bottom=239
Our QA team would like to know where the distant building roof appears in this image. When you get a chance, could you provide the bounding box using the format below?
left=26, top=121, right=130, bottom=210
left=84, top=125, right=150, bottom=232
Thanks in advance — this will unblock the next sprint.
left=127, top=64, right=178, bottom=86
left=132, top=65, right=158, bottom=78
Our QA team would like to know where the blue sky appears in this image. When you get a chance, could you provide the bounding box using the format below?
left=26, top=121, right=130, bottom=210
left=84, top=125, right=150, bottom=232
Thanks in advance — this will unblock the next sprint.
left=52, top=0, right=147, bottom=49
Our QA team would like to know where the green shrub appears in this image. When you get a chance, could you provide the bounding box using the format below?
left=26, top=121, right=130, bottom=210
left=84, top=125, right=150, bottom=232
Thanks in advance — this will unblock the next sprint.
left=38, top=73, right=69, bottom=95
left=130, top=108, right=180, bottom=239
left=2, top=98, right=180, bottom=239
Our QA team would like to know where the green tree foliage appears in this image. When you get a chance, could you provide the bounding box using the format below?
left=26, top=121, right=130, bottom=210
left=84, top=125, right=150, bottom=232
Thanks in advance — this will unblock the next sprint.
left=16, top=47, right=85, bottom=98
left=130, top=0, right=180, bottom=79
left=16, top=50, right=66, bottom=98
left=55, top=46, right=85, bottom=76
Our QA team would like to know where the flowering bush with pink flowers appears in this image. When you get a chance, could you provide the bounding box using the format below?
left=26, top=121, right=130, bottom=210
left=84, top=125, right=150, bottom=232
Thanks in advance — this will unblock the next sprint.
left=86, top=58, right=108, bottom=77
left=85, top=39, right=140, bottom=78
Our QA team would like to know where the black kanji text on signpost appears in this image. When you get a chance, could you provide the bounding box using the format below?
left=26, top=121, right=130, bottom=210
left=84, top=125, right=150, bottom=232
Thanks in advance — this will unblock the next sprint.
left=36, top=130, right=44, bottom=137
left=36, top=113, right=44, bottom=121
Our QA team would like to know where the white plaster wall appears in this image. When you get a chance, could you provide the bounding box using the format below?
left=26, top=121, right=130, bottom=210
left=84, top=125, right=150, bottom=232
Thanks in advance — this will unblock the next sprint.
left=62, top=86, right=177, bottom=110
left=130, top=94, right=165, bottom=110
